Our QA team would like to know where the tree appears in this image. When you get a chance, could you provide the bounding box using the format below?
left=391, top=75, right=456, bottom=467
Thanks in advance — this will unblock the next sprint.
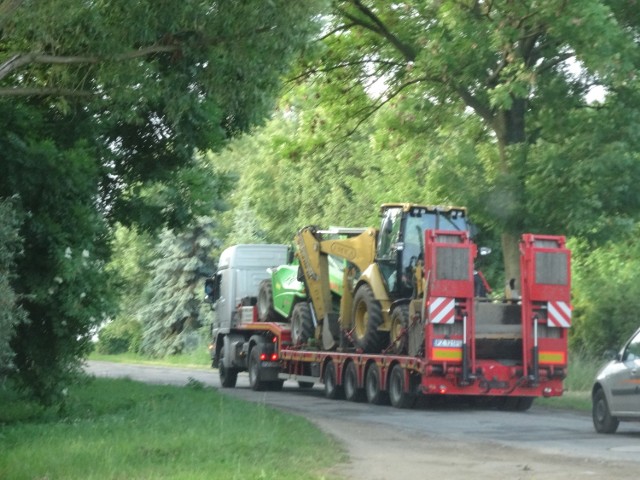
left=1, top=0, right=327, bottom=403
left=303, top=0, right=640, bottom=290
left=0, top=197, right=26, bottom=375
left=138, top=217, right=218, bottom=357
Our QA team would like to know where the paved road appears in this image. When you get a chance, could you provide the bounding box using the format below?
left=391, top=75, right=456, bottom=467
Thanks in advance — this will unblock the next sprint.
left=86, top=361, right=640, bottom=479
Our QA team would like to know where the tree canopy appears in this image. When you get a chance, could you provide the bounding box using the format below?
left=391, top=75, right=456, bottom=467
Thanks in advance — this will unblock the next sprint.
left=299, top=0, right=640, bottom=289
left=0, top=0, right=326, bottom=403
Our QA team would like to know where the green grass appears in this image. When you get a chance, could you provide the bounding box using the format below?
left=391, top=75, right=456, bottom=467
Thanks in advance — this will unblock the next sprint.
left=537, top=352, right=604, bottom=412
left=0, top=378, right=345, bottom=480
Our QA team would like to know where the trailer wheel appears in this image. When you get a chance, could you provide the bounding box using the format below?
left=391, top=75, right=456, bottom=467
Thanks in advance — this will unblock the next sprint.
left=592, top=388, right=619, bottom=433
left=257, top=280, right=279, bottom=322
left=389, top=364, right=415, bottom=409
left=219, top=346, right=238, bottom=388
left=324, top=361, right=344, bottom=400
left=291, top=302, right=314, bottom=345
left=344, top=361, right=365, bottom=402
left=365, top=363, right=389, bottom=405
left=352, top=285, right=385, bottom=353
left=389, top=305, right=409, bottom=354
left=249, top=347, right=268, bottom=391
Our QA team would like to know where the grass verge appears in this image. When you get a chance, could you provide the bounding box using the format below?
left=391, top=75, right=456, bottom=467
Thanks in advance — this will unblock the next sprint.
left=0, top=377, right=345, bottom=480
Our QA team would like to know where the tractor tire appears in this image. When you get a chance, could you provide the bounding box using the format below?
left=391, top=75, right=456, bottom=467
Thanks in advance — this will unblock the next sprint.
left=389, top=305, right=409, bottom=354
left=291, top=302, right=314, bottom=345
left=351, top=285, right=386, bottom=353
left=257, top=280, right=279, bottom=322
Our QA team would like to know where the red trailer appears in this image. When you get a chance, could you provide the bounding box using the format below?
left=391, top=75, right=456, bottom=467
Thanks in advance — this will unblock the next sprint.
left=212, top=226, right=571, bottom=411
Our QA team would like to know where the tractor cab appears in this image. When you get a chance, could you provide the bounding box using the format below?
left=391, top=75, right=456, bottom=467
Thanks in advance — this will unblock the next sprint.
left=376, top=203, right=469, bottom=299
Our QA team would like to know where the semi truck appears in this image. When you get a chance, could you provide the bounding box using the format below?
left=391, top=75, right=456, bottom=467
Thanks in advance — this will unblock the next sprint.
left=206, top=203, right=571, bottom=410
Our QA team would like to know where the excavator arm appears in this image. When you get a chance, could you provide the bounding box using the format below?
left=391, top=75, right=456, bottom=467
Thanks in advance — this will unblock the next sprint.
left=295, top=226, right=377, bottom=349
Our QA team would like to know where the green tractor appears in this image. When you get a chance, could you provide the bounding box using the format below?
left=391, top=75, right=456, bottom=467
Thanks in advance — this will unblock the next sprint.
left=257, top=255, right=346, bottom=346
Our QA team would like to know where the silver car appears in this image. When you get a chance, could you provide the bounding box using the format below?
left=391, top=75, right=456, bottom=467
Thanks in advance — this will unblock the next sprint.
left=592, top=326, right=640, bottom=433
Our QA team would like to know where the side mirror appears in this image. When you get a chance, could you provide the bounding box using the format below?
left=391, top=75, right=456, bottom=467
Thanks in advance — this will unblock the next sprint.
left=204, top=278, right=216, bottom=302
left=603, top=349, right=618, bottom=361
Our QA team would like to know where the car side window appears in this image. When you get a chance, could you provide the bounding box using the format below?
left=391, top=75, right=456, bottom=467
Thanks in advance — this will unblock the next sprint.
left=622, top=330, right=640, bottom=362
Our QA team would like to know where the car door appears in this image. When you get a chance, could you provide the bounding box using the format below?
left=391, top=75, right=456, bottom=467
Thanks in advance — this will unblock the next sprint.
left=608, top=329, right=640, bottom=415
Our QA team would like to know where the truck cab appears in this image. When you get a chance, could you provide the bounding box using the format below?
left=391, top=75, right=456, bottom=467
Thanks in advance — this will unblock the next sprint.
left=206, top=244, right=289, bottom=364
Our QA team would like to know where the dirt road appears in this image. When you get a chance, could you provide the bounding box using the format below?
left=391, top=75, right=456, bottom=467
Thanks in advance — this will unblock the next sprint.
left=86, top=361, right=640, bottom=479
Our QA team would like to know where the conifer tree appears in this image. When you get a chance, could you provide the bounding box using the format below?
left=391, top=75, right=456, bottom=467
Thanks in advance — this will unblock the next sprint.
left=138, top=217, right=218, bottom=357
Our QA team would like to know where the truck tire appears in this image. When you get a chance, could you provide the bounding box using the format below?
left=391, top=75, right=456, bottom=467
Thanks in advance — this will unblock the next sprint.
left=249, top=347, right=268, bottom=391
left=389, top=364, right=415, bottom=409
left=593, top=388, right=619, bottom=433
left=365, top=362, right=389, bottom=405
left=344, top=361, right=365, bottom=402
left=352, top=284, right=386, bottom=353
left=324, top=361, right=344, bottom=400
left=257, top=279, right=279, bottom=322
left=219, top=346, right=238, bottom=388
left=291, top=302, right=314, bottom=345
left=389, top=305, right=409, bottom=354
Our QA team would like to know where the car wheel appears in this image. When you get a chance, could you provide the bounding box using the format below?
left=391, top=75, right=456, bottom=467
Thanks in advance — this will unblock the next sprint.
left=592, top=388, right=619, bottom=434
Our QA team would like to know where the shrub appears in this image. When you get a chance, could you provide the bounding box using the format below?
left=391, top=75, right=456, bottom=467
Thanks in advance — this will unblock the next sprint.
left=96, top=317, right=143, bottom=355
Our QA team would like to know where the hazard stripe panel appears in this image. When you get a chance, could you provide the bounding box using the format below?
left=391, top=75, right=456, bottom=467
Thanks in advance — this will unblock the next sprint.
left=547, top=301, right=571, bottom=328
left=429, top=297, right=455, bottom=324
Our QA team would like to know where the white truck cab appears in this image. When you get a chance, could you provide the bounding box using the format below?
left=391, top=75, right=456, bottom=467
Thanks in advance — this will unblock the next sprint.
left=205, top=244, right=289, bottom=345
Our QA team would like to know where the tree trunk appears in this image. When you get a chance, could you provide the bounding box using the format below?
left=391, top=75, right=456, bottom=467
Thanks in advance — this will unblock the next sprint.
left=494, top=99, right=528, bottom=298
left=501, top=231, right=521, bottom=299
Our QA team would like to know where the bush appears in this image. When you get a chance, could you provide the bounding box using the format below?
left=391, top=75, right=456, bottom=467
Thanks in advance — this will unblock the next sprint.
left=96, top=317, right=143, bottom=355
left=570, top=234, right=640, bottom=358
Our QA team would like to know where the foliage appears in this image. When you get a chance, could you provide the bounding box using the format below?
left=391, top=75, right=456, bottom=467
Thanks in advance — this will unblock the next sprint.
left=0, top=377, right=342, bottom=479
left=0, top=196, right=26, bottom=375
left=303, top=0, right=640, bottom=283
left=95, top=317, right=143, bottom=355
left=570, top=234, right=640, bottom=358
left=0, top=0, right=326, bottom=404
left=138, top=217, right=219, bottom=357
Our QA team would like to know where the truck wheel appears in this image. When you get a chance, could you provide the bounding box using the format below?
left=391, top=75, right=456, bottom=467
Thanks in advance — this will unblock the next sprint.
left=324, top=361, right=344, bottom=400
left=219, top=346, right=238, bottom=388
left=344, top=361, right=365, bottom=402
left=593, top=388, right=619, bottom=433
left=291, top=302, right=314, bottom=345
left=365, top=363, right=389, bottom=405
left=352, top=285, right=385, bottom=353
left=257, top=280, right=279, bottom=322
left=249, top=347, right=268, bottom=391
left=389, top=305, right=409, bottom=354
left=388, top=364, right=415, bottom=409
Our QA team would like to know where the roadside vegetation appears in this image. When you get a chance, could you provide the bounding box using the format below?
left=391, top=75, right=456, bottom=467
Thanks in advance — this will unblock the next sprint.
left=0, top=377, right=344, bottom=480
